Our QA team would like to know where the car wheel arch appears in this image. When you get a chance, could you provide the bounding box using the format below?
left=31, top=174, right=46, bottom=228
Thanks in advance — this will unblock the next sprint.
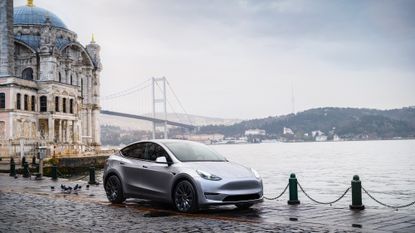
left=171, top=174, right=198, bottom=202
left=104, top=170, right=124, bottom=189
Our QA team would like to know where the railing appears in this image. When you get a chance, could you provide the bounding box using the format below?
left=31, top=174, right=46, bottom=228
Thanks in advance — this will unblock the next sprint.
left=264, top=173, right=415, bottom=210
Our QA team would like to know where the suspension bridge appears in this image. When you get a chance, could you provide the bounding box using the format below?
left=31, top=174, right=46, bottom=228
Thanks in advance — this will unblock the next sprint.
left=100, top=77, right=196, bottom=138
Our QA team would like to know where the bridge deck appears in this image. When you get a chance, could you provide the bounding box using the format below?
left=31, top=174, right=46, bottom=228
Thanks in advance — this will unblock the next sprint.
left=100, top=110, right=195, bottom=129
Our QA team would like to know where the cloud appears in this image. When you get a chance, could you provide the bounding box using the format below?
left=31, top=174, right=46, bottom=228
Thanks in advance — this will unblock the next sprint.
left=13, top=0, right=415, bottom=119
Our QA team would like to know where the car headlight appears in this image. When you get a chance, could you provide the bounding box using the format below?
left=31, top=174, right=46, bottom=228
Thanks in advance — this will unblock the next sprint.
left=196, top=170, right=222, bottom=181
left=251, top=168, right=261, bottom=179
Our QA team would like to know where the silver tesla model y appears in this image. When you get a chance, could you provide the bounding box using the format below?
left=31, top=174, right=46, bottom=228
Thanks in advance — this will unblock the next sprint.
left=103, top=139, right=263, bottom=212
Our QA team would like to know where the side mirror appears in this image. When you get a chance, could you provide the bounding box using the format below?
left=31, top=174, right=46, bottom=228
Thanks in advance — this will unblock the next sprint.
left=155, top=156, right=169, bottom=164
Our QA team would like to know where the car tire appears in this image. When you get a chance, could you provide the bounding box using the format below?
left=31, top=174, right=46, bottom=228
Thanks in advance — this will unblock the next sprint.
left=173, top=180, right=198, bottom=213
left=235, top=203, right=254, bottom=209
left=104, top=175, right=126, bottom=204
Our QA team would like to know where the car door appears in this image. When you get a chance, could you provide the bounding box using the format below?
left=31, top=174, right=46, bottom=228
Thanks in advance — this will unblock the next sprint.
left=139, top=142, right=175, bottom=200
left=119, top=142, right=148, bottom=196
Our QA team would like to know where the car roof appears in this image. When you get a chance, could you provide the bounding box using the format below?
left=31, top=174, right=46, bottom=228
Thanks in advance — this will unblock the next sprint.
left=122, top=139, right=198, bottom=148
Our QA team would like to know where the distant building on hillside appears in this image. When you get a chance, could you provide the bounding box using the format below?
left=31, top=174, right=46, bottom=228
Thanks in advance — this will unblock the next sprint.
left=283, top=127, right=294, bottom=135
left=174, top=134, right=224, bottom=144
left=333, top=134, right=342, bottom=141
left=245, top=129, right=266, bottom=143
left=312, top=130, right=324, bottom=138
left=315, top=135, right=328, bottom=142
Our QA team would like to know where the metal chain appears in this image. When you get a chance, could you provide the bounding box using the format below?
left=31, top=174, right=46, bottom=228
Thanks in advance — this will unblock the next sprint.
left=362, top=186, right=415, bottom=209
left=264, top=183, right=289, bottom=200
left=297, top=181, right=350, bottom=205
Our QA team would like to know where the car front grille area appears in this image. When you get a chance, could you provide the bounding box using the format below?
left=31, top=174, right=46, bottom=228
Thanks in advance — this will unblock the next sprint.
left=223, top=193, right=261, bottom=202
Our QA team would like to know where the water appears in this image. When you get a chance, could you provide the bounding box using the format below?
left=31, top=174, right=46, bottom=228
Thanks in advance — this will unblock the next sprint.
left=210, top=140, right=415, bottom=212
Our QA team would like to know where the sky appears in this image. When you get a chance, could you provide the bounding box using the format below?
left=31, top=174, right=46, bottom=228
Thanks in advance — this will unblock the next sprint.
left=14, top=0, right=415, bottom=120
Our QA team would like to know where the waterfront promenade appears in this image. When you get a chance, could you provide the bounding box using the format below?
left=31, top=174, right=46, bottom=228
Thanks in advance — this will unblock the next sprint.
left=1, top=174, right=414, bottom=232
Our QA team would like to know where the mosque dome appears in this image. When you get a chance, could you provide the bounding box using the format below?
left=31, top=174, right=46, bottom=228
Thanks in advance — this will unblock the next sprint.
left=14, top=4, right=68, bottom=30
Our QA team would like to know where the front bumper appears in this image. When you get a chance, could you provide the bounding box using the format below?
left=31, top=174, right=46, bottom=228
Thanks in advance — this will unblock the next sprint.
left=194, top=177, right=264, bottom=206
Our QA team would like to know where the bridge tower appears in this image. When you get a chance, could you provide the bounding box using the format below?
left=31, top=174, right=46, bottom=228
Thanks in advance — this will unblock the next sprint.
left=152, top=77, right=168, bottom=139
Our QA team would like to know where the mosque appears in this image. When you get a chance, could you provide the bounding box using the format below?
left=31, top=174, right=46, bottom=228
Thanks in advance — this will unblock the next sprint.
left=0, top=0, right=101, bottom=157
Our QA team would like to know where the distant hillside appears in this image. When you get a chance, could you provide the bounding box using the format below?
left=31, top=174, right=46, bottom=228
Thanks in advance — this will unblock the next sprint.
left=198, top=107, right=415, bottom=140
left=100, top=112, right=241, bottom=131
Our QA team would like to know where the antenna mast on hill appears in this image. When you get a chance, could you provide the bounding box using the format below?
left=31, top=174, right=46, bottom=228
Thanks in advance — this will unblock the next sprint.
left=291, top=82, right=296, bottom=114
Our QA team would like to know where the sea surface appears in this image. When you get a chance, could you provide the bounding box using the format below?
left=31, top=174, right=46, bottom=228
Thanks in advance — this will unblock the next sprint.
left=211, top=140, right=415, bottom=212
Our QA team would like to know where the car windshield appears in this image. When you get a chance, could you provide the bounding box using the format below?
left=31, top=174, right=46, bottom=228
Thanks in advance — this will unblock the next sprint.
left=164, top=141, right=227, bottom=162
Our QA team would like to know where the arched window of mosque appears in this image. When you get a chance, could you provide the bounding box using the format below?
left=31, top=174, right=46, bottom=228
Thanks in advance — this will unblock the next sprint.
left=31, top=96, right=35, bottom=111
left=0, top=93, right=5, bottom=109
left=59, top=72, right=62, bottom=82
left=62, top=98, right=67, bottom=113
left=22, top=68, right=33, bottom=80
left=70, top=75, right=73, bottom=85
left=16, top=93, right=21, bottom=110
left=55, top=96, right=59, bottom=112
left=69, top=99, right=74, bottom=114
left=24, top=94, right=29, bottom=111
left=40, top=96, right=47, bottom=112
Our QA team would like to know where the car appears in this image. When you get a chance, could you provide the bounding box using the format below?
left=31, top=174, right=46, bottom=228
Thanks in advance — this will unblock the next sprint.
left=103, top=139, right=263, bottom=212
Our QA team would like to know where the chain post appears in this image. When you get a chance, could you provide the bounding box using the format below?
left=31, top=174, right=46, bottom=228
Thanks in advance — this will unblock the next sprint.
left=288, top=173, right=300, bottom=205
left=88, top=166, right=96, bottom=184
left=23, top=162, right=30, bottom=178
left=9, top=158, right=16, bottom=177
left=350, top=175, right=365, bottom=210
left=32, top=155, right=36, bottom=165
left=51, top=165, right=58, bottom=180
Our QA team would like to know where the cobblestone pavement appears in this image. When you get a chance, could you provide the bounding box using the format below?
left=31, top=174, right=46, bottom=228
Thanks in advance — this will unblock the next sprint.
left=0, top=174, right=414, bottom=232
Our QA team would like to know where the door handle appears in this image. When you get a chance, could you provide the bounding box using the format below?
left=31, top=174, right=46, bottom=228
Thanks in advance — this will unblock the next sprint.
left=142, top=165, right=148, bottom=168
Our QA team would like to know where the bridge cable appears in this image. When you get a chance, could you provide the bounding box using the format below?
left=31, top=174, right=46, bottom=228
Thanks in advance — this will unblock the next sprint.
left=154, top=81, right=185, bottom=124
left=166, top=80, right=193, bottom=125
left=102, top=78, right=152, bottom=100
left=102, top=83, right=152, bottom=101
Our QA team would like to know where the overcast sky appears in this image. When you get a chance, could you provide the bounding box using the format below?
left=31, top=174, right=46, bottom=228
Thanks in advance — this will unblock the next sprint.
left=15, top=0, right=415, bottom=119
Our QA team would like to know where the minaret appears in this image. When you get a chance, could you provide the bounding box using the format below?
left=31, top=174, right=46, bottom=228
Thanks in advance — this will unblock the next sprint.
left=0, top=0, right=15, bottom=77
left=86, top=34, right=102, bottom=146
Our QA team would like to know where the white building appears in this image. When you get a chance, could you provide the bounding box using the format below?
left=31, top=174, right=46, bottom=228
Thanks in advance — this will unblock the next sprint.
left=0, top=0, right=101, bottom=157
left=245, top=129, right=266, bottom=136
left=283, top=127, right=294, bottom=135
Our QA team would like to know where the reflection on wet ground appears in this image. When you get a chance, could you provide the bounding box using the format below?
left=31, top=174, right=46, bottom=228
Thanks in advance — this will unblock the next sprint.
left=1, top=174, right=415, bottom=232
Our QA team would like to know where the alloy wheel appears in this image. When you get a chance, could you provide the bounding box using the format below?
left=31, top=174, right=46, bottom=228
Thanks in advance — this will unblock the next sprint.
left=105, top=175, right=125, bottom=203
left=174, top=181, right=196, bottom=212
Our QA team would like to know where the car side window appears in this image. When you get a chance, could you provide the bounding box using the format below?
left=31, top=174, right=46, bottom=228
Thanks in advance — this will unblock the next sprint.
left=121, top=143, right=146, bottom=160
left=146, top=143, right=169, bottom=162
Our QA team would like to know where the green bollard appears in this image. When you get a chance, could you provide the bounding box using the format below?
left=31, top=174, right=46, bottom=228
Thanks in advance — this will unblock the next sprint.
left=51, top=165, right=58, bottom=180
left=23, top=162, right=30, bottom=178
left=9, top=158, right=16, bottom=177
left=288, top=173, right=300, bottom=205
left=88, top=166, right=96, bottom=185
left=349, top=175, right=365, bottom=210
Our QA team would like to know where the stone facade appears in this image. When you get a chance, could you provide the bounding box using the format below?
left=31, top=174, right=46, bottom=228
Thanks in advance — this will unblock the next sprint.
left=0, top=0, right=101, bottom=158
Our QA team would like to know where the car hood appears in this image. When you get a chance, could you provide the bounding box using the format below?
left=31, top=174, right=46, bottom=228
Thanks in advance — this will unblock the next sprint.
left=182, top=161, right=254, bottom=179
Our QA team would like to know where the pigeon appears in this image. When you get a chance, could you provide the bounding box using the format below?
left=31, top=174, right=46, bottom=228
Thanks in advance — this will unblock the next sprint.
left=86, top=184, right=90, bottom=189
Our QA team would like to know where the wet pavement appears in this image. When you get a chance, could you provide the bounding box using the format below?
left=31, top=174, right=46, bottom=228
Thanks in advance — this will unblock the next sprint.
left=0, top=174, right=414, bottom=232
